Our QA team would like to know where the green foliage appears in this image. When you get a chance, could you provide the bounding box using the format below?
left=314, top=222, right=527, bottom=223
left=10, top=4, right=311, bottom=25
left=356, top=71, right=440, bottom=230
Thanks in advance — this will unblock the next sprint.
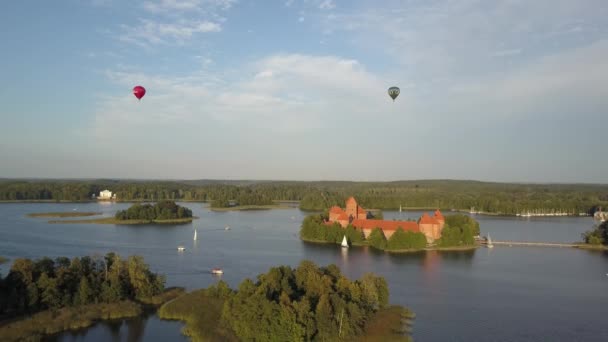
left=437, top=223, right=476, bottom=247
left=220, top=261, right=392, bottom=341
left=368, top=228, right=387, bottom=250
left=582, top=221, right=608, bottom=245
left=386, top=228, right=427, bottom=250
left=445, top=214, right=480, bottom=236
left=0, top=254, right=164, bottom=318
left=1, top=179, right=606, bottom=215
left=345, top=225, right=366, bottom=244
left=115, top=200, right=192, bottom=220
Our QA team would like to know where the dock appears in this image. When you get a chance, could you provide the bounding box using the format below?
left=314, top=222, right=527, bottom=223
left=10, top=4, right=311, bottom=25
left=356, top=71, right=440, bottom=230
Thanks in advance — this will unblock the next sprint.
left=480, top=240, right=576, bottom=248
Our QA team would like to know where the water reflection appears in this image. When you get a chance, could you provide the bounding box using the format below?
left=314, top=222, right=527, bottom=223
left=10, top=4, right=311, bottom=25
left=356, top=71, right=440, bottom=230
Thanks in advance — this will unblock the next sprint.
left=45, top=311, right=153, bottom=342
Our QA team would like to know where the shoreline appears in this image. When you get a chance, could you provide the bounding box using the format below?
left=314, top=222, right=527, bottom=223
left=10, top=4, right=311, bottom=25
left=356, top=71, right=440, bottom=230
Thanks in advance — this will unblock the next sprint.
left=210, top=204, right=293, bottom=211
left=48, top=217, right=197, bottom=225
left=27, top=212, right=102, bottom=218
left=300, top=237, right=477, bottom=253
left=0, top=288, right=184, bottom=342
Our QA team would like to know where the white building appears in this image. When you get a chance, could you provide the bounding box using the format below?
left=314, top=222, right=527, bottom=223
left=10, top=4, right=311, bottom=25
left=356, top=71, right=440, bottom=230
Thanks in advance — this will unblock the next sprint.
left=98, top=190, right=116, bottom=200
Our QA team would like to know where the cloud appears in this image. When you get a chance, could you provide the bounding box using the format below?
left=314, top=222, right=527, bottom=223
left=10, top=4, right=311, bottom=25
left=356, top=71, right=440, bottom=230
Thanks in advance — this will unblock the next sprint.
left=119, top=19, right=221, bottom=46
left=94, top=54, right=388, bottom=139
left=318, top=0, right=335, bottom=10
left=142, top=0, right=236, bottom=13
left=492, top=48, right=522, bottom=57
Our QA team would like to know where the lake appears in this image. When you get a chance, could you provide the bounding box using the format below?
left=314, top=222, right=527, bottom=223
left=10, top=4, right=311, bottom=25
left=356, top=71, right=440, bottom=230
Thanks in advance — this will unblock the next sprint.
left=1, top=203, right=607, bottom=342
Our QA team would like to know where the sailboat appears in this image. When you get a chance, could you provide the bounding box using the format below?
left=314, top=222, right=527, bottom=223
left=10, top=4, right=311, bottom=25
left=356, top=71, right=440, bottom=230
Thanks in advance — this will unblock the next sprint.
left=194, top=229, right=197, bottom=241
left=341, top=235, right=349, bottom=248
left=487, top=234, right=494, bottom=248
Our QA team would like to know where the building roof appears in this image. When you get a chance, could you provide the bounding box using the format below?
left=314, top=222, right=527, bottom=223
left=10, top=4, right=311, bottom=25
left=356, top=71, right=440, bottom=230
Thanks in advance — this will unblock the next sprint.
left=357, top=207, right=367, bottom=214
left=351, top=219, right=419, bottom=232
left=329, top=206, right=344, bottom=214
left=338, top=212, right=349, bottom=221
left=419, top=213, right=440, bottom=225
left=434, top=209, right=444, bottom=220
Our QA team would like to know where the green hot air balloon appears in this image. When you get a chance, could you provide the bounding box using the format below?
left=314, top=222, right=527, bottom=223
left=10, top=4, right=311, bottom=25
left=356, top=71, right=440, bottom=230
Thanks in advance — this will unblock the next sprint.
left=388, top=86, right=400, bottom=101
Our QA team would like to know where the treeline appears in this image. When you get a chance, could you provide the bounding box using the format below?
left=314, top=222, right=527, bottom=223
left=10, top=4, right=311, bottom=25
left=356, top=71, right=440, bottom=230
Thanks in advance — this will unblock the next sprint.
left=300, top=213, right=478, bottom=250
left=0, top=253, right=165, bottom=318
left=1, top=179, right=607, bottom=215
left=160, top=261, right=409, bottom=341
left=582, top=221, right=608, bottom=245
left=115, top=201, right=192, bottom=220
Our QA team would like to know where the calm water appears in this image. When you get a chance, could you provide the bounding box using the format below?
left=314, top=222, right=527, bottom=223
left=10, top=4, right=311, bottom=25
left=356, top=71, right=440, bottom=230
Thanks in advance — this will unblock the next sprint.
left=1, top=203, right=607, bottom=342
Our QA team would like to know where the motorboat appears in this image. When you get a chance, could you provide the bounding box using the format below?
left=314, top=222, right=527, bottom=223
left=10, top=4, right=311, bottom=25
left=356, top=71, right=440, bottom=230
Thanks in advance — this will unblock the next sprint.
left=211, top=268, right=223, bottom=275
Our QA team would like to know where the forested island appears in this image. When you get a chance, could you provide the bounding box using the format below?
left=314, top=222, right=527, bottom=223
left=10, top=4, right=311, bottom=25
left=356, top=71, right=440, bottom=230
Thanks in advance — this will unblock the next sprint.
left=1, top=179, right=607, bottom=216
left=300, top=213, right=479, bottom=252
left=159, top=261, right=413, bottom=341
left=0, top=254, right=182, bottom=341
left=46, top=201, right=194, bottom=225
left=0, top=257, right=412, bottom=341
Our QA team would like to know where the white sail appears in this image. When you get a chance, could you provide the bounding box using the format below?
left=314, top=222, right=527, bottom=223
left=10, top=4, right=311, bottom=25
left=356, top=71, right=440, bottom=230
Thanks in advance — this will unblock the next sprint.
left=341, top=235, right=348, bottom=248
left=399, top=204, right=402, bottom=213
left=487, top=234, right=494, bottom=248
left=194, top=229, right=197, bottom=241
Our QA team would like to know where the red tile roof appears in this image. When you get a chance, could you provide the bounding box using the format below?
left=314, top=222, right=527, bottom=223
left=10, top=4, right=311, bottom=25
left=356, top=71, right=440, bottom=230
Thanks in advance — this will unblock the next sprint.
left=351, top=219, right=419, bottom=232
left=434, top=209, right=444, bottom=220
left=357, top=207, right=367, bottom=214
left=338, top=213, right=349, bottom=220
left=329, top=206, right=344, bottom=214
left=419, top=213, right=439, bottom=225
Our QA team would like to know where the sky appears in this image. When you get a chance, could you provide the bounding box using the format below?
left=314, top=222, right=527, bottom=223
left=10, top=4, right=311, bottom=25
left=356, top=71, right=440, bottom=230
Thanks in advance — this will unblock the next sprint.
left=0, top=0, right=607, bottom=183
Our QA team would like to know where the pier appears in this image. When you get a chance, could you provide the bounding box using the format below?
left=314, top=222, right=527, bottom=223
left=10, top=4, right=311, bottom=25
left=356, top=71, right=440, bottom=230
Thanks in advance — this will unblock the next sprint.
left=480, top=240, right=577, bottom=248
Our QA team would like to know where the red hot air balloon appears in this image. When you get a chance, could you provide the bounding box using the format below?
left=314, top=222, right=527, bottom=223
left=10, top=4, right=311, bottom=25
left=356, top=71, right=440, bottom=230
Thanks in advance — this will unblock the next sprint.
left=133, top=86, right=146, bottom=100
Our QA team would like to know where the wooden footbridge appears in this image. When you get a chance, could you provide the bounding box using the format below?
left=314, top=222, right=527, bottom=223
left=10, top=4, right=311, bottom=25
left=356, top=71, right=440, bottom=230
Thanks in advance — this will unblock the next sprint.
left=479, top=240, right=577, bottom=248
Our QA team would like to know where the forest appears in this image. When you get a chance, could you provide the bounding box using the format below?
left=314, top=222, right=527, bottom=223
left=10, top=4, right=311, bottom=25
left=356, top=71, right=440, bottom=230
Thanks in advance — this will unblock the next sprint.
left=159, top=260, right=412, bottom=341
left=0, top=253, right=165, bottom=318
left=299, top=213, right=478, bottom=250
left=1, top=179, right=607, bottom=215
left=115, top=200, right=192, bottom=220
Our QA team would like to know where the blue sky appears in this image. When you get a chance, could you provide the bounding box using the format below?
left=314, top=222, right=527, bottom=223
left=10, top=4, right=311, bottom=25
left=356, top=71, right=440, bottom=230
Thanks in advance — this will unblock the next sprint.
left=1, top=0, right=607, bottom=182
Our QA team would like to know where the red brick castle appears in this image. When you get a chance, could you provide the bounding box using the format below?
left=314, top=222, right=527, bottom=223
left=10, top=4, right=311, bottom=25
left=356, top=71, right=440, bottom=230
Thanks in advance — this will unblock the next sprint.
left=327, top=197, right=445, bottom=243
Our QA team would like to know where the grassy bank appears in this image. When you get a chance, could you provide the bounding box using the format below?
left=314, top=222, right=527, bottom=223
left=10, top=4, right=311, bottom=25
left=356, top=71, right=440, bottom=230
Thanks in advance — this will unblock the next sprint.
left=356, top=306, right=415, bottom=342
left=573, top=244, right=608, bottom=251
left=48, top=217, right=196, bottom=225
left=0, top=287, right=184, bottom=342
left=139, top=287, right=186, bottom=306
left=0, top=301, right=141, bottom=342
left=210, top=204, right=292, bottom=211
left=302, top=236, right=476, bottom=253
left=158, top=289, right=236, bottom=342
left=27, top=212, right=102, bottom=218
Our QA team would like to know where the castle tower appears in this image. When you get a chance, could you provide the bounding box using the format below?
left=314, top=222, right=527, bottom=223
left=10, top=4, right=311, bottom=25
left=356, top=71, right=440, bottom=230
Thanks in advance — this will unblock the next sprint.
left=345, top=197, right=358, bottom=219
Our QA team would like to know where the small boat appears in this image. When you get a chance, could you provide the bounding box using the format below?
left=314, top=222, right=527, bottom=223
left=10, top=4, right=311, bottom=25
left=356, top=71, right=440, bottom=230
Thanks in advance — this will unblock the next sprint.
left=341, top=235, right=349, bottom=248
left=211, top=268, right=223, bottom=275
left=194, top=229, right=197, bottom=241
left=177, top=246, right=185, bottom=252
left=225, top=226, right=231, bottom=230
left=486, top=234, right=494, bottom=248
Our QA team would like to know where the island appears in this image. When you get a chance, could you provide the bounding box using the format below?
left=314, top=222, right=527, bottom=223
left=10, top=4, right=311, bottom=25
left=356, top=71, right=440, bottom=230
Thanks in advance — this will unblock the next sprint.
left=0, top=256, right=413, bottom=341
left=27, top=212, right=102, bottom=218
left=48, top=201, right=195, bottom=225
left=0, top=253, right=183, bottom=341
left=159, top=261, right=414, bottom=341
left=300, top=197, right=478, bottom=252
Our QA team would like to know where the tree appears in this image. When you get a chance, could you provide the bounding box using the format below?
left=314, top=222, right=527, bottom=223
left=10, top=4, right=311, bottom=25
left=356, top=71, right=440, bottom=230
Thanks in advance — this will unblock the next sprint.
left=77, top=276, right=92, bottom=305
left=368, top=228, right=387, bottom=250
